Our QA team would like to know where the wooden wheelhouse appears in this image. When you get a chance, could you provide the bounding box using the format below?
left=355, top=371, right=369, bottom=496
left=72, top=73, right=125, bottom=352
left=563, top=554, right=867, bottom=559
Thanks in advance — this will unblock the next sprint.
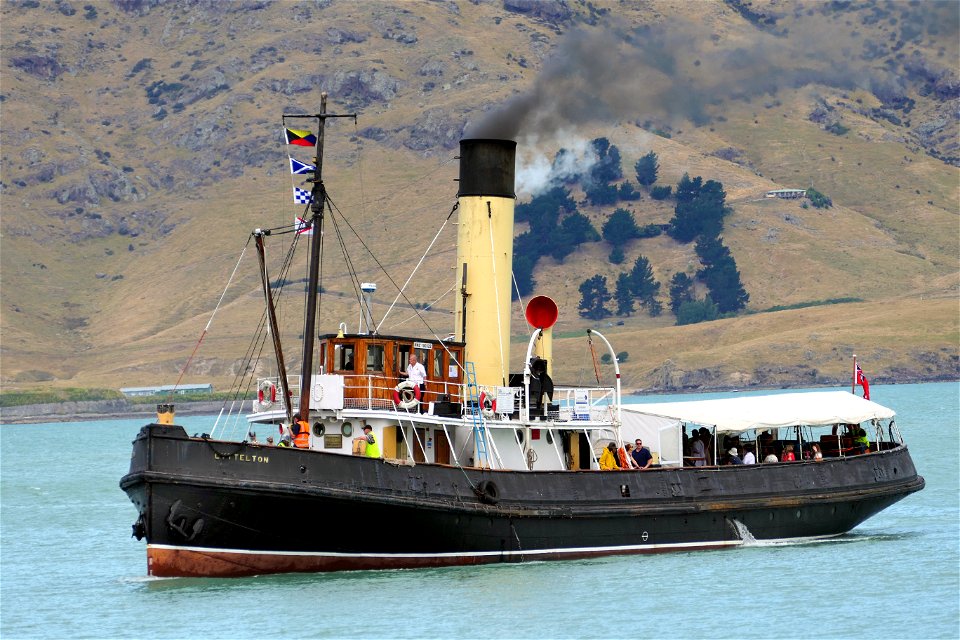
left=317, top=333, right=465, bottom=407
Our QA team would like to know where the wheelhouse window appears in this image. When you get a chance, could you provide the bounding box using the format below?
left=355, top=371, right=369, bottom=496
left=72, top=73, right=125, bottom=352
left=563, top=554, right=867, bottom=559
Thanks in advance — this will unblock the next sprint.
left=397, top=345, right=410, bottom=374
left=335, top=344, right=355, bottom=371
left=366, top=343, right=385, bottom=373
left=415, top=346, right=430, bottom=369
left=433, top=349, right=443, bottom=378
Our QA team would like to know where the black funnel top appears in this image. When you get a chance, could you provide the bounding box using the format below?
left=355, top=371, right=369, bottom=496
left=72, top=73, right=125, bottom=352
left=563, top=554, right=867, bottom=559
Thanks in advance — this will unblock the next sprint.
left=457, top=139, right=516, bottom=199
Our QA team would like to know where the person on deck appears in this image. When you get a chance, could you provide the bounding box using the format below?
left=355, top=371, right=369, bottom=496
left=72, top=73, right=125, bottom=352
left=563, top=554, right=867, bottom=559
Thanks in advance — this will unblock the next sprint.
left=691, top=431, right=707, bottom=467
left=742, top=444, right=756, bottom=465
left=853, top=426, right=869, bottom=454
left=401, top=353, right=427, bottom=411
left=360, top=424, right=380, bottom=458
left=781, top=444, right=796, bottom=462
left=811, top=443, right=823, bottom=461
left=292, top=413, right=310, bottom=449
left=599, top=442, right=620, bottom=470
left=619, top=444, right=636, bottom=469
left=763, top=453, right=779, bottom=463
left=727, top=447, right=743, bottom=465
left=632, top=439, right=653, bottom=470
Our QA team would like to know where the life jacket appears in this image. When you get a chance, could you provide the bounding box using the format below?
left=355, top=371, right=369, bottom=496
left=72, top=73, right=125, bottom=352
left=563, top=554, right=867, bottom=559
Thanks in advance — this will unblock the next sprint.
left=618, top=447, right=629, bottom=469
left=294, top=420, right=310, bottom=448
left=854, top=429, right=869, bottom=450
left=364, top=432, right=381, bottom=458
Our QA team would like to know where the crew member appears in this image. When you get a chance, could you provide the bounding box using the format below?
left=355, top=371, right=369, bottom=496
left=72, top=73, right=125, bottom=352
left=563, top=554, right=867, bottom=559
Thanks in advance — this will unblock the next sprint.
left=292, top=413, right=310, bottom=449
left=360, top=424, right=380, bottom=458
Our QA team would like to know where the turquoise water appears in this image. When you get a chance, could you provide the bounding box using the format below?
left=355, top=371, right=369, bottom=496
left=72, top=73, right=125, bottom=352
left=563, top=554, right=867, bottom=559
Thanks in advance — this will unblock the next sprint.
left=1, top=382, right=957, bottom=639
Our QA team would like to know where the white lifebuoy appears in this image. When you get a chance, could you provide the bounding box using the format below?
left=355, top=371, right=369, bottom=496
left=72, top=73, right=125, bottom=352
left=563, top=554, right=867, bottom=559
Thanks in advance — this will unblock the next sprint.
left=393, top=380, right=421, bottom=410
left=258, top=380, right=276, bottom=409
left=479, top=392, right=496, bottom=418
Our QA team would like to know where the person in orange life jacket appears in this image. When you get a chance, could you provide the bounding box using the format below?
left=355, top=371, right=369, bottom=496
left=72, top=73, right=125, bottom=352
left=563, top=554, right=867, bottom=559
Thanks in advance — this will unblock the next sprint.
left=291, top=413, right=310, bottom=449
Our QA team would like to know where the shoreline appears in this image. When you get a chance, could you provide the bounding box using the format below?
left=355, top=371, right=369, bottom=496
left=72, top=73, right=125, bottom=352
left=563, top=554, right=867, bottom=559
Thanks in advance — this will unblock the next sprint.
left=1, top=377, right=956, bottom=425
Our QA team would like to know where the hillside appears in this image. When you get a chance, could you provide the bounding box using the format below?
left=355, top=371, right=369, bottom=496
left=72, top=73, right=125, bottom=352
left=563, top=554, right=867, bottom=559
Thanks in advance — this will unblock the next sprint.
left=1, top=0, right=957, bottom=393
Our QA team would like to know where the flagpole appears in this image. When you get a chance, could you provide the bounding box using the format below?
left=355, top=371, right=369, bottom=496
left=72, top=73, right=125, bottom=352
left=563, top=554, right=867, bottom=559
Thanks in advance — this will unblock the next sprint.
left=852, top=354, right=857, bottom=394
left=283, top=95, right=356, bottom=425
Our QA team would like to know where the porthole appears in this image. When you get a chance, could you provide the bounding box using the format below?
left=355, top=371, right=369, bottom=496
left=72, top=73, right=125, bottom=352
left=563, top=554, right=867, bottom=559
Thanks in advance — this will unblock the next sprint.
left=312, top=422, right=325, bottom=437
left=341, top=422, right=353, bottom=437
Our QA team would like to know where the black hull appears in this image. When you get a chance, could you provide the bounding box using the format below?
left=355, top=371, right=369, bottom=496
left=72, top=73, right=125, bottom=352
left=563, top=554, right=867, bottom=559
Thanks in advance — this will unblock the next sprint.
left=121, top=424, right=924, bottom=577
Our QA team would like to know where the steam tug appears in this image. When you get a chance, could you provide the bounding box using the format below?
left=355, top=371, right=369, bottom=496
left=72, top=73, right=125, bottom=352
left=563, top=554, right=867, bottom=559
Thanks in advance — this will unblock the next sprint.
left=121, top=99, right=923, bottom=578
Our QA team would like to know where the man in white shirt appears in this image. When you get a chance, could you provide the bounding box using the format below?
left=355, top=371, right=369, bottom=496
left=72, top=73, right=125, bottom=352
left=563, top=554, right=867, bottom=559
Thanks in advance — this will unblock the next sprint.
left=403, top=353, right=427, bottom=410
left=742, top=444, right=756, bottom=465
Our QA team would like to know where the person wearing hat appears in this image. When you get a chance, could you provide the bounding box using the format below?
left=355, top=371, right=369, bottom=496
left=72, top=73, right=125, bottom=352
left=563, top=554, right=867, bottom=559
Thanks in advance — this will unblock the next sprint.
left=359, top=424, right=380, bottom=458
left=599, top=442, right=619, bottom=470
left=728, top=447, right=743, bottom=465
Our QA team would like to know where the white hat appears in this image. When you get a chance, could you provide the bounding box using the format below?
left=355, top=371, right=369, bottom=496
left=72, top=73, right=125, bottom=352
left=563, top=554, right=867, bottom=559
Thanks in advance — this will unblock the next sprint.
left=728, top=447, right=738, bottom=456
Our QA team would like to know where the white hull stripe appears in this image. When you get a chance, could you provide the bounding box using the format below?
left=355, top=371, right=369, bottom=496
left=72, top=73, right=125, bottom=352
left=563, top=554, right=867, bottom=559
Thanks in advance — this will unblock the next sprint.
left=148, top=534, right=840, bottom=559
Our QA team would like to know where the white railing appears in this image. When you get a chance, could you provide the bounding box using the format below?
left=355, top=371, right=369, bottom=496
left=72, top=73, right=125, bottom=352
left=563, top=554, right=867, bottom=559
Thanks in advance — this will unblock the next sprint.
left=252, top=375, right=617, bottom=423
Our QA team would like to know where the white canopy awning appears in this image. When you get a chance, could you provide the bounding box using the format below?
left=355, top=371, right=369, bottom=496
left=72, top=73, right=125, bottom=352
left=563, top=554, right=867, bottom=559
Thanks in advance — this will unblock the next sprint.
left=622, top=391, right=895, bottom=433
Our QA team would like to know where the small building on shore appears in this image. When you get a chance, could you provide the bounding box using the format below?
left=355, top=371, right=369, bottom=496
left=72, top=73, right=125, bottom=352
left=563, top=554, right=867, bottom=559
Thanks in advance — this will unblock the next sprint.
left=765, top=188, right=807, bottom=199
left=120, top=384, right=213, bottom=397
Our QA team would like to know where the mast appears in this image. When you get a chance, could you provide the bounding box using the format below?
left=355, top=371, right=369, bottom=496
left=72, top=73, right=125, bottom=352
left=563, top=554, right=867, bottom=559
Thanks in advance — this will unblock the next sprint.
left=254, top=230, right=294, bottom=422
left=284, top=93, right=356, bottom=420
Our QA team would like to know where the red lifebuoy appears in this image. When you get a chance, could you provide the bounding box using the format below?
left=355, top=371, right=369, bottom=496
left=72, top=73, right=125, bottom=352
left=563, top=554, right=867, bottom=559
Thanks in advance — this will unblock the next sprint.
left=479, top=392, right=496, bottom=416
left=394, top=381, right=421, bottom=409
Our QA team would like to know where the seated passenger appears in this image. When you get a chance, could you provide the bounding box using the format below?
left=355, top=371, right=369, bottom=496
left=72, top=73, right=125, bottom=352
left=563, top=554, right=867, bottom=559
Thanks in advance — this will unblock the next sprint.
left=599, top=442, right=620, bottom=470
left=811, top=443, right=823, bottom=461
left=763, top=453, right=779, bottom=463
left=853, top=426, right=869, bottom=454
left=742, top=444, right=756, bottom=465
left=781, top=444, right=796, bottom=461
left=727, top=447, right=743, bottom=465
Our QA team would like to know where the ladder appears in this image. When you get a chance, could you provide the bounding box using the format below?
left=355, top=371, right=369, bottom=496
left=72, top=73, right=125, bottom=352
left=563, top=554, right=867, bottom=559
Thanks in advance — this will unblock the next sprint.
left=464, top=362, right=492, bottom=469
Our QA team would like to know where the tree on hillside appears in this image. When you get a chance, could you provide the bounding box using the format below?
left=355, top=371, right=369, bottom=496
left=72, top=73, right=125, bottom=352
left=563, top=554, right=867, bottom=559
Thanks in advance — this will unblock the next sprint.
left=589, top=137, right=623, bottom=184
left=676, top=297, right=719, bottom=325
left=614, top=272, right=635, bottom=316
left=560, top=211, right=600, bottom=246
left=602, top=208, right=640, bottom=246
left=578, top=275, right=612, bottom=320
left=635, top=151, right=659, bottom=186
left=515, top=186, right=576, bottom=224
left=674, top=173, right=703, bottom=203
left=512, top=232, right=538, bottom=298
left=667, top=177, right=727, bottom=243
left=669, top=272, right=695, bottom=314
left=585, top=182, right=619, bottom=205
left=695, top=235, right=749, bottom=313
left=618, top=181, right=641, bottom=201
left=650, top=185, right=672, bottom=200
left=629, top=255, right=661, bottom=315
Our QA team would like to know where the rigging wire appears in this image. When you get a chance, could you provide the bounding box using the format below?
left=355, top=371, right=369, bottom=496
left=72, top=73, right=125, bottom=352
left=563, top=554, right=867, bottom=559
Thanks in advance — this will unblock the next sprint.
left=384, top=284, right=455, bottom=330
left=168, top=238, right=251, bottom=402
left=323, top=195, right=464, bottom=367
left=377, top=202, right=458, bottom=330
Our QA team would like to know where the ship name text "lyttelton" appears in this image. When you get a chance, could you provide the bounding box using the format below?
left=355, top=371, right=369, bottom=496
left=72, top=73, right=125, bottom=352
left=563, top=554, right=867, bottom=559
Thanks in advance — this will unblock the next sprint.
left=214, top=453, right=269, bottom=463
